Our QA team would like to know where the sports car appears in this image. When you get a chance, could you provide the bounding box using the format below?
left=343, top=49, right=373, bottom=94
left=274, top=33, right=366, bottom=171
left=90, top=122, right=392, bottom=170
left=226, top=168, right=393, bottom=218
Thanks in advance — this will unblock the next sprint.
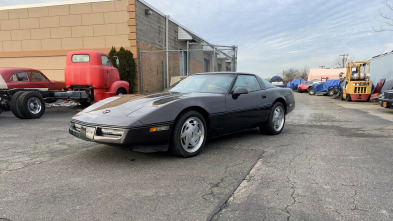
left=69, top=72, right=295, bottom=157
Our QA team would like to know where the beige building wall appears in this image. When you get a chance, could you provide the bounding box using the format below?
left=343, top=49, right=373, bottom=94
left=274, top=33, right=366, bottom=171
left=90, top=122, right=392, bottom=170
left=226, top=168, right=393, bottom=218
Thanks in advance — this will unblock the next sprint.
left=0, top=0, right=136, bottom=81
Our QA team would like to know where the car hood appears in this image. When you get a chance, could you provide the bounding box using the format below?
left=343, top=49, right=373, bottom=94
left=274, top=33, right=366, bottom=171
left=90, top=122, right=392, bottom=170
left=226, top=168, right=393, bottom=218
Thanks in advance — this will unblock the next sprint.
left=71, top=92, right=186, bottom=127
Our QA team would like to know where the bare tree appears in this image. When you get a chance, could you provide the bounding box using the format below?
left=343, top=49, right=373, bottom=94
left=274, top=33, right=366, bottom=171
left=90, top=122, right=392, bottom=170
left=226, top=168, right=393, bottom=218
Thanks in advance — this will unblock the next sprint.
left=375, top=0, right=393, bottom=31
left=299, top=66, right=309, bottom=80
left=332, top=54, right=355, bottom=68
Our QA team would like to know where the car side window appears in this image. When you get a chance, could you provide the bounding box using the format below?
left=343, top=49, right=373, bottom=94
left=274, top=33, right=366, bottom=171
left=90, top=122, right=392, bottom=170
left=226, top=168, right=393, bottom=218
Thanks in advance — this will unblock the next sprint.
left=101, top=56, right=112, bottom=66
left=232, top=75, right=261, bottom=92
left=10, top=72, right=28, bottom=82
left=261, top=79, right=276, bottom=88
left=29, top=72, right=48, bottom=81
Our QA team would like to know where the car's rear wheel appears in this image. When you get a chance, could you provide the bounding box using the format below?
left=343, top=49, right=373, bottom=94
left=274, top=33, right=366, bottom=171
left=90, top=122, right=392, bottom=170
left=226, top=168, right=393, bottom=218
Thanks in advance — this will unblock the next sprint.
left=170, top=111, right=206, bottom=157
left=18, top=91, right=45, bottom=119
left=260, top=102, right=285, bottom=135
left=308, top=88, right=314, bottom=95
left=10, top=91, right=26, bottom=119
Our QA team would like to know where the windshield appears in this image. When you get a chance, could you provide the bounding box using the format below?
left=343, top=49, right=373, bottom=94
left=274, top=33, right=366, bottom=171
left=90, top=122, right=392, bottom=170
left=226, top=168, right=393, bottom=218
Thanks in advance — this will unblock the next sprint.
left=169, top=74, right=235, bottom=93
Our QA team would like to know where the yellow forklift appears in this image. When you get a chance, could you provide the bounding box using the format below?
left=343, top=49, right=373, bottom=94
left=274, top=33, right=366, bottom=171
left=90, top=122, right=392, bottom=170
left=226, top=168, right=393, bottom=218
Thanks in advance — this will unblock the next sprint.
left=342, top=61, right=372, bottom=102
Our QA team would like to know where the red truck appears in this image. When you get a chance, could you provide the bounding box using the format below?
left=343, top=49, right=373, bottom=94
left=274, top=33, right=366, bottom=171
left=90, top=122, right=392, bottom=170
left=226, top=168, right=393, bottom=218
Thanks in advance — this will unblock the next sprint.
left=0, top=50, right=129, bottom=119
left=65, top=50, right=129, bottom=106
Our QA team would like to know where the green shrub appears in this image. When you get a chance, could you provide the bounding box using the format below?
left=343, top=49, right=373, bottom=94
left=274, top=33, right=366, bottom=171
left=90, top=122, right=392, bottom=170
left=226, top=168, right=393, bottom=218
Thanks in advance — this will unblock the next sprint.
left=109, top=47, right=137, bottom=93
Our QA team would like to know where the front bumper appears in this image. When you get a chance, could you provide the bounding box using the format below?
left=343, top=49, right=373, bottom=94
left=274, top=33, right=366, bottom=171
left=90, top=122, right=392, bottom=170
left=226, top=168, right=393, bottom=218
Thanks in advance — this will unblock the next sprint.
left=69, top=121, right=173, bottom=146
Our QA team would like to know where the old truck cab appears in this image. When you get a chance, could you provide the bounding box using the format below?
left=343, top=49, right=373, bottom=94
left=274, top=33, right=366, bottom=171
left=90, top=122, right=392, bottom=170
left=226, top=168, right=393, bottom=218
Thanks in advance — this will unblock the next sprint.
left=65, top=50, right=129, bottom=105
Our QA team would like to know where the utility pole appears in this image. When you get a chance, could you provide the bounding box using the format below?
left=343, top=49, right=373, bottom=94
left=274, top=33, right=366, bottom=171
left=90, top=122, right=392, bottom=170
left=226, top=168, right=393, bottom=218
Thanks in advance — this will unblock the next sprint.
left=319, top=66, right=325, bottom=69
left=339, top=54, right=348, bottom=68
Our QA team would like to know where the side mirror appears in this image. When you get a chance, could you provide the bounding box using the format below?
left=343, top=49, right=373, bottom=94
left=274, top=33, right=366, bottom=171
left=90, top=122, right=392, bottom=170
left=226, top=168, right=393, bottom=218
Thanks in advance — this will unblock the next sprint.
left=232, top=87, right=248, bottom=99
left=116, top=58, right=120, bottom=67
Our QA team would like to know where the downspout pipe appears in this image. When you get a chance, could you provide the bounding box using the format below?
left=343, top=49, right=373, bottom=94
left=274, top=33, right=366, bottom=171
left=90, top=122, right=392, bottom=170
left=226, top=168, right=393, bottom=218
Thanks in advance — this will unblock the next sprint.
left=165, top=15, right=170, bottom=88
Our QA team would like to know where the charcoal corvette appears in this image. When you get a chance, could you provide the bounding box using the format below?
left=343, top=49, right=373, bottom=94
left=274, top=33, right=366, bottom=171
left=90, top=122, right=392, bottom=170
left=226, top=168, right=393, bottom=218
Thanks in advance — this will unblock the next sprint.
left=69, top=72, right=295, bottom=157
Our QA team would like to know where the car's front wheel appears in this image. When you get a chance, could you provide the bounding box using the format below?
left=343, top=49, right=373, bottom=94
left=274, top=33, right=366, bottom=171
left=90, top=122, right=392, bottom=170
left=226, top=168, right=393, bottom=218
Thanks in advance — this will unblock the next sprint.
left=308, top=88, right=315, bottom=95
left=260, top=102, right=285, bottom=135
left=170, top=111, right=207, bottom=157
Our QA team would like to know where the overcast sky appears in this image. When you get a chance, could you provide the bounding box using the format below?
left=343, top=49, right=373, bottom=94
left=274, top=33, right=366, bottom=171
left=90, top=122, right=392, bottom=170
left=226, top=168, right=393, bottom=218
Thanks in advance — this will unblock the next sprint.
left=1, top=0, right=393, bottom=78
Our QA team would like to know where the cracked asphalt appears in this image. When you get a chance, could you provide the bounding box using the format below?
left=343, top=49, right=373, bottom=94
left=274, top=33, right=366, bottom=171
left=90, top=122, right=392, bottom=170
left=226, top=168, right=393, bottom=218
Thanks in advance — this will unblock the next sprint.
left=0, top=93, right=392, bottom=221
left=213, top=93, right=393, bottom=221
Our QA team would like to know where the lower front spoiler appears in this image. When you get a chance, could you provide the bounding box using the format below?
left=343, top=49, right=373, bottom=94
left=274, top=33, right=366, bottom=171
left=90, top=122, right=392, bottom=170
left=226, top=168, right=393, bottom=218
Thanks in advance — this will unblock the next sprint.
left=69, top=122, right=173, bottom=152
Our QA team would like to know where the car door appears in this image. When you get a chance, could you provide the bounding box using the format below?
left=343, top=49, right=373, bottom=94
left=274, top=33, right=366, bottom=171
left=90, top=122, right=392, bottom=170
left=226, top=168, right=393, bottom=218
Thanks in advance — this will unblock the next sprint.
left=225, top=74, right=269, bottom=132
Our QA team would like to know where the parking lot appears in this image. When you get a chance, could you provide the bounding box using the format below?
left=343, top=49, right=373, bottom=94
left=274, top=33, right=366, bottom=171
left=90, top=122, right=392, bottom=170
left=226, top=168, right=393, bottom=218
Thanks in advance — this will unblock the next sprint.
left=1, top=93, right=393, bottom=221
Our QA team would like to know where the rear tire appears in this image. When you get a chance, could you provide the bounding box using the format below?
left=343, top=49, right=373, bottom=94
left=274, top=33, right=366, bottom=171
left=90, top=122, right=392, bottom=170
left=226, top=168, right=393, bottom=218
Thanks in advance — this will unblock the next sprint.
left=18, top=91, right=45, bottom=119
left=260, top=102, right=285, bottom=135
left=170, top=111, right=207, bottom=157
left=10, top=91, right=26, bottom=119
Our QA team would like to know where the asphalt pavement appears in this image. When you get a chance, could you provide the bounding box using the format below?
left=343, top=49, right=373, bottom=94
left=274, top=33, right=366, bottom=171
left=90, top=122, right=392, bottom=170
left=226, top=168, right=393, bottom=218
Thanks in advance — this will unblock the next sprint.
left=0, top=93, right=392, bottom=221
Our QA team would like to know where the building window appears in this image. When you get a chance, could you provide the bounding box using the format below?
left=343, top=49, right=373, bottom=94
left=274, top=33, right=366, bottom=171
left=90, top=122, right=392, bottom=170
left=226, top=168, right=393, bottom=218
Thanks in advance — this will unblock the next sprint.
left=180, top=50, right=188, bottom=76
left=204, top=59, right=210, bottom=72
left=217, top=64, right=222, bottom=72
left=226, top=66, right=231, bottom=71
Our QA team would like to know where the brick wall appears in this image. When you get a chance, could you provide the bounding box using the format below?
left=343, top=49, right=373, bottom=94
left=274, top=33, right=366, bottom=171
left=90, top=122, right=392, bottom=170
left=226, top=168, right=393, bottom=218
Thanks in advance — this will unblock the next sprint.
left=0, top=0, right=133, bottom=81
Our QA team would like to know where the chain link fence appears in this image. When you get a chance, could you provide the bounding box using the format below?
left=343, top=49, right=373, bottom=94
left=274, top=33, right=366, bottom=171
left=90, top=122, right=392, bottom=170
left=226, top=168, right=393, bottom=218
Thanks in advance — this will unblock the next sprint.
left=139, top=44, right=237, bottom=93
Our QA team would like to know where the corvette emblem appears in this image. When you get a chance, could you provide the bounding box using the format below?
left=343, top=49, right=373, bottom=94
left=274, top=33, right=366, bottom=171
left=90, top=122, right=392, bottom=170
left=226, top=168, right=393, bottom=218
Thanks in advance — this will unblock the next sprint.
left=103, top=110, right=111, bottom=114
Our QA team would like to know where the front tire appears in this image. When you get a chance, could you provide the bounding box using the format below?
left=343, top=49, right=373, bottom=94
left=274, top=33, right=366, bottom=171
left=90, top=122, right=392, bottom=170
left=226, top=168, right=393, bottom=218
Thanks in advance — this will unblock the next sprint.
left=116, top=88, right=127, bottom=95
left=308, top=88, right=315, bottom=95
left=260, top=102, right=285, bottom=135
left=170, top=111, right=207, bottom=157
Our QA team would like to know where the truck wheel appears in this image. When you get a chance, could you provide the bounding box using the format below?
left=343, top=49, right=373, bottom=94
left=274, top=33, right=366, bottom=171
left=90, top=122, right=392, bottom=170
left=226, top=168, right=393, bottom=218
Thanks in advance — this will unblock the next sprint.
left=18, top=91, right=45, bottom=119
left=116, top=88, right=127, bottom=95
left=10, top=91, right=26, bottom=119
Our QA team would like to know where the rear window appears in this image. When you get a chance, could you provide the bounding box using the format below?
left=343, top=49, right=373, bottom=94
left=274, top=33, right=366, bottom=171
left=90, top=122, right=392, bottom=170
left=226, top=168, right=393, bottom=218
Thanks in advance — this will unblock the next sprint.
left=72, top=54, right=90, bottom=63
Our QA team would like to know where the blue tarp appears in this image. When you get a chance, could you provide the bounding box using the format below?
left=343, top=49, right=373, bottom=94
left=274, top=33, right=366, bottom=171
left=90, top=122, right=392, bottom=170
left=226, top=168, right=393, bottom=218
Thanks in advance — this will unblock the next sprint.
left=287, top=79, right=305, bottom=90
left=312, top=79, right=341, bottom=94
left=286, top=82, right=291, bottom=88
